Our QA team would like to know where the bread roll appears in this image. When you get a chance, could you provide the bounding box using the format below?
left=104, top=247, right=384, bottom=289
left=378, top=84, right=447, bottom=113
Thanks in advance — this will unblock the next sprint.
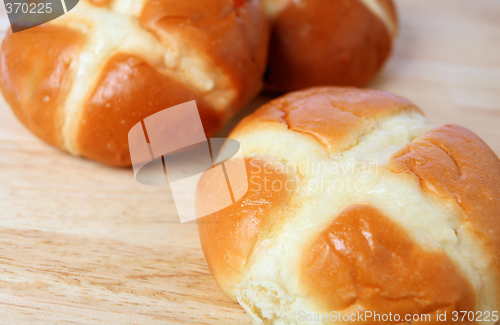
left=262, top=0, right=397, bottom=92
left=0, top=0, right=269, bottom=166
left=197, top=87, right=500, bottom=324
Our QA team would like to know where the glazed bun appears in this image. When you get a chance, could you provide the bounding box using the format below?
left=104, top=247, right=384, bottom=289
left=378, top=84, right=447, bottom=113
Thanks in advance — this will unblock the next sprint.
left=197, top=87, right=500, bottom=324
left=0, top=0, right=269, bottom=166
left=262, top=0, right=397, bottom=92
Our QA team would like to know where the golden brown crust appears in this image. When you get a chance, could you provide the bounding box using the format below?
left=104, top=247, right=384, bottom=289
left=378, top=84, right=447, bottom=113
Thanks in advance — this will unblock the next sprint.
left=389, top=124, right=500, bottom=285
left=77, top=54, right=216, bottom=167
left=196, top=87, right=499, bottom=322
left=264, top=0, right=395, bottom=92
left=233, top=87, right=421, bottom=152
left=84, top=0, right=111, bottom=7
left=301, top=204, right=476, bottom=323
left=0, top=25, right=84, bottom=148
left=0, top=0, right=269, bottom=166
left=197, top=158, right=296, bottom=298
left=139, top=0, right=269, bottom=113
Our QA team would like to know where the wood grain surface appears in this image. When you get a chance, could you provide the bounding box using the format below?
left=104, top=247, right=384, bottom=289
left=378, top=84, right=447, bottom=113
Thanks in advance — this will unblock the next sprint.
left=1, top=0, right=499, bottom=324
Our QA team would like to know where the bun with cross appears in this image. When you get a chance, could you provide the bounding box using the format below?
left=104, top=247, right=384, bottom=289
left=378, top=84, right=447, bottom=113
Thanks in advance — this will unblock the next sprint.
left=0, top=0, right=269, bottom=166
left=197, top=87, right=500, bottom=324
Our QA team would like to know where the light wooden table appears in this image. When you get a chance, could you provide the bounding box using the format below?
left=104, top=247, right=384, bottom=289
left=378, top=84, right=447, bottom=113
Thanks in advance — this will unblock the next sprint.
left=0, top=0, right=499, bottom=324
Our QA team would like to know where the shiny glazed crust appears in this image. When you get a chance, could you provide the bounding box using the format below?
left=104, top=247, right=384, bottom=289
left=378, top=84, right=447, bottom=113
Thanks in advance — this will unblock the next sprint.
left=0, top=0, right=269, bottom=166
left=262, top=0, right=397, bottom=92
left=197, top=87, right=500, bottom=324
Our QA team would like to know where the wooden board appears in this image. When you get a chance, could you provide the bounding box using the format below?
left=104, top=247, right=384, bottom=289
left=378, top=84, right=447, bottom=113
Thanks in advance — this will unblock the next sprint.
left=0, top=0, right=499, bottom=324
